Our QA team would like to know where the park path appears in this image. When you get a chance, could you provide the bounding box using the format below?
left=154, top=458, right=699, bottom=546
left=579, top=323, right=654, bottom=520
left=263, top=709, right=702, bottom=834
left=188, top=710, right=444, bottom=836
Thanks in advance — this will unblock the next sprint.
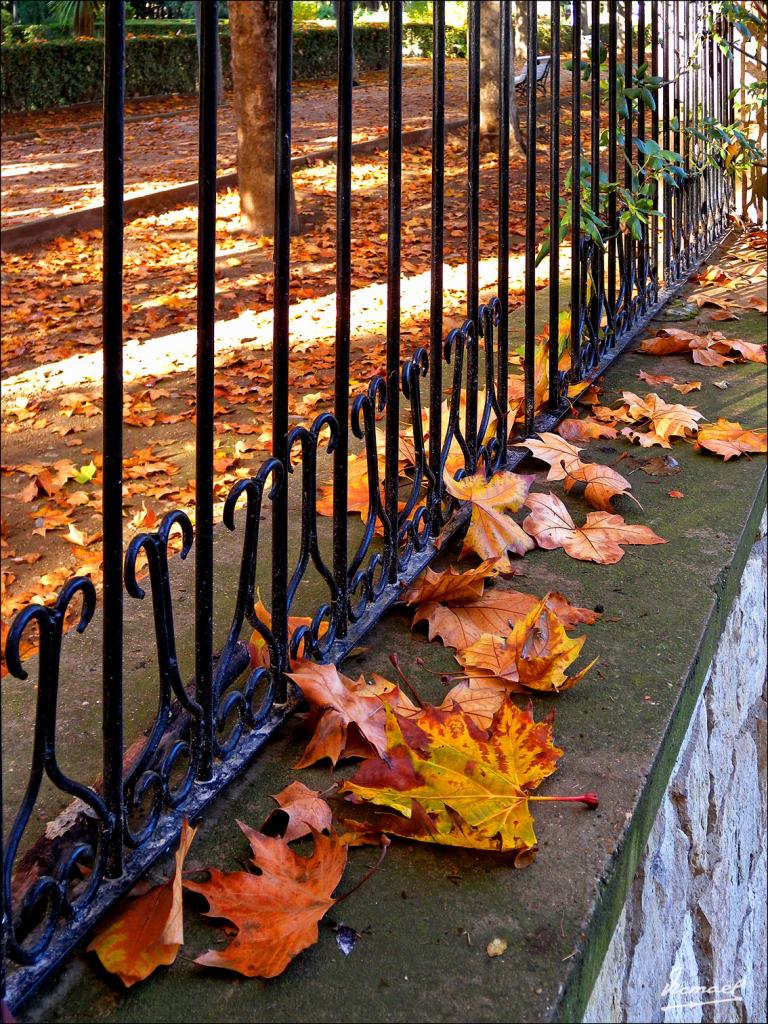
left=0, top=58, right=468, bottom=229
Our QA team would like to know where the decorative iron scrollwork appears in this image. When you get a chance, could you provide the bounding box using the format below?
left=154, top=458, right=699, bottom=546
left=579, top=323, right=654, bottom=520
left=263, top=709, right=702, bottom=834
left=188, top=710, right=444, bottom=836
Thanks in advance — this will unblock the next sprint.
left=4, top=579, right=109, bottom=965
left=123, top=511, right=201, bottom=845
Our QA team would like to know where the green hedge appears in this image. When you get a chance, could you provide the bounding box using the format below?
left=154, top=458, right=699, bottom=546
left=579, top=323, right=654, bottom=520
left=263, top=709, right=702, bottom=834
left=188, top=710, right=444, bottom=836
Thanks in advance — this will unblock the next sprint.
left=2, top=24, right=394, bottom=113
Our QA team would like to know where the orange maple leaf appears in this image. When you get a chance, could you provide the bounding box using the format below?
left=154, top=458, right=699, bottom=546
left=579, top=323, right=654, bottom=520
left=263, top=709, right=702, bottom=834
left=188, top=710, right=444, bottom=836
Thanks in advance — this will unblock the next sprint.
left=562, top=460, right=641, bottom=512
left=185, top=826, right=347, bottom=978
left=263, top=782, right=333, bottom=843
left=288, top=661, right=391, bottom=768
left=87, top=819, right=197, bottom=987
left=523, top=491, right=666, bottom=564
left=696, top=419, right=768, bottom=460
left=556, top=417, right=618, bottom=442
left=455, top=598, right=596, bottom=694
left=444, top=470, right=535, bottom=568
left=340, top=700, right=563, bottom=853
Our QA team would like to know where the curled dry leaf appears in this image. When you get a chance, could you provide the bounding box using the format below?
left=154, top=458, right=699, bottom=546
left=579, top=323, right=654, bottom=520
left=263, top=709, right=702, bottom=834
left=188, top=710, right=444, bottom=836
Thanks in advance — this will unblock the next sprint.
left=265, top=782, right=333, bottom=842
left=185, top=826, right=347, bottom=979
left=511, top=432, right=582, bottom=481
left=556, top=417, right=618, bottom=443
left=695, top=419, right=768, bottom=461
left=444, top=471, right=535, bottom=568
left=288, top=662, right=390, bottom=768
left=562, top=461, right=641, bottom=512
left=87, top=819, right=197, bottom=987
left=456, top=598, right=596, bottom=694
left=621, top=392, right=704, bottom=445
left=671, top=381, right=702, bottom=394
left=639, top=327, right=766, bottom=365
left=400, top=559, right=499, bottom=606
left=412, top=585, right=598, bottom=651
left=341, top=700, right=563, bottom=853
left=523, top=491, right=666, bottom=564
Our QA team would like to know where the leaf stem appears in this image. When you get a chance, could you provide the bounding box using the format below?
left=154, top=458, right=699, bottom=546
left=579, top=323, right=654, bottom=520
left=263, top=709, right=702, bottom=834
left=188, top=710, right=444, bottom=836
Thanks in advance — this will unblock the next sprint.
left=333, top=836, right=391, bottom=905
left=389, top=653, right=426, bottom=707
left=529, top=792, right=599, bottom=808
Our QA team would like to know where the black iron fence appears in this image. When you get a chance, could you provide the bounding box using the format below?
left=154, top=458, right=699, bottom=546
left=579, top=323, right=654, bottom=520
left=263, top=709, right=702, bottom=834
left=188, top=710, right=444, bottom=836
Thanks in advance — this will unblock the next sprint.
left=1, top=0, right=734, bottom=1011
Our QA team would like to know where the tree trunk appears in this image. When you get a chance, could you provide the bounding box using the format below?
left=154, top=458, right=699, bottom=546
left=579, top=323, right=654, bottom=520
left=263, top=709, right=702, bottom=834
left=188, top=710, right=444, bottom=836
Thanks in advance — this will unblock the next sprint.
left=228, top=0, right=300, bottom=235
left=479, top=0, right=501, bottom=147
left=194, top=1, right=224, bottom=103
left=512, top=0, right=528, bottom=63
left=509, top=8, right=526, bottom=156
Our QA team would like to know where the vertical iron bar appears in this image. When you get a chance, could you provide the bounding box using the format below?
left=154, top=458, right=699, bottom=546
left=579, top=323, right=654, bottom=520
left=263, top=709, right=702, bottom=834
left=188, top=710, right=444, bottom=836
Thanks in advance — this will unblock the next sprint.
left=570, top=0, right=582, bottom=381
left=272, top=0, right=292, bottom=694
left=333, top=0, right=353, bottom=636
left=466, top=0, right=480, bottom=465
left=637, top=0, right=646, bottom=311
left=385, top=0, right=402, bottom=579
left=673, top=0, right=682, bottom=276
left=607, top=1, right=618, bottom=333
left=102, top=0, right=125, bottom=875
left=662, top=0, right=672, bottom=284
left=683, top=1, right=690, bottom=265
left=497, top=0, right=510, bottom=455
left=696, top=0, right=700, bottom=247
left=195, top=0, right=218, bottom=778
left=548, top=0, right=561, bottom=408
left=428, top=0, right=445, bottom=524
left=650, top=0, right=659, bottom=287
left=624, top=0, right=635, bottom=315
left=590, top=0, right=601, bottom=355
left=523, top=3, right=537, bottom=431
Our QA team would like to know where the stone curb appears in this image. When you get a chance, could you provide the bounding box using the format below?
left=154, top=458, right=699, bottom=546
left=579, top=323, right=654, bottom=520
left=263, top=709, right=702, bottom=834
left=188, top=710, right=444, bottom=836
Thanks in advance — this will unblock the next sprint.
left=0, top=117, right=467, bottom=253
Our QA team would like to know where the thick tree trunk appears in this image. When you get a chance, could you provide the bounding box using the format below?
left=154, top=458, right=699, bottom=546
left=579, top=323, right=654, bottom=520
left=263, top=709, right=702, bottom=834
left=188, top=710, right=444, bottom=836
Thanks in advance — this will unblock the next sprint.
left=228, top=0, right=300, bottom=235
left=480, top=1, right=525, bottom=156
left=512, top=0, right=528, bottom=63
left=479, top=0, right=501, bottom=146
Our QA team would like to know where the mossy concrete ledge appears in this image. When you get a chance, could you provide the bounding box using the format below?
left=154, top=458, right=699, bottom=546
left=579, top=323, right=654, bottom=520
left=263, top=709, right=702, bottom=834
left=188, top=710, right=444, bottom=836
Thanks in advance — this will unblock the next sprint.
left=13, top=348, right=768, bottom=1022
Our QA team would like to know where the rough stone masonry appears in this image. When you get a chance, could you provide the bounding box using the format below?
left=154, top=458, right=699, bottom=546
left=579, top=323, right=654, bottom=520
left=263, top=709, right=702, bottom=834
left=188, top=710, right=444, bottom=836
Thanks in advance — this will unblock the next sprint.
left=584, top=513, right=768, bottom=1024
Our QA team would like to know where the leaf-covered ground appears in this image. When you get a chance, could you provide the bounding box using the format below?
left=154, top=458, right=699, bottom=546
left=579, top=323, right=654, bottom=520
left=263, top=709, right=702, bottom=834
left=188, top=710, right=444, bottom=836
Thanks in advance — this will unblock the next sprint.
left=1, top=59, right=575, bottom=666
left=0, top=59, right=470, bottom=228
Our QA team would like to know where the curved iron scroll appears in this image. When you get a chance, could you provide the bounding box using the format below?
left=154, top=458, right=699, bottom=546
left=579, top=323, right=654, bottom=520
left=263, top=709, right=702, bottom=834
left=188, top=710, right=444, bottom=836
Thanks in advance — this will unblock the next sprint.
left=214, top=459, right=283, bottom=758
left=123, top=511, right=202, bottom=847
left=3, top=579, right=109, bottom=966
left=286, top=414, right=339, bottom=661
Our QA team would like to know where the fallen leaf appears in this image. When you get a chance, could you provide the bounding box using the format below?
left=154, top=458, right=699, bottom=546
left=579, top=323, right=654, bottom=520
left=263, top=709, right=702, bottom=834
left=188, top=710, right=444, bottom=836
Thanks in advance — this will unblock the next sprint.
left=87, top=819, right=197, bottom=987
left=400, top=560, right=499, bottom=607
left=288, top=661, right=390, bottom=768
left=265, top=782, right=333, bottom=842
left=562, top=461, right=641, bottom=512
left=556, top=417, right=618, bottom=442
left=523, top=491, right=666, bottom=564
left=444, top=471, right=535, bottom=566
left=696, top=419, right=768, bottom=460
left=185, top=826, right=347, bottom=978
left=510, top=432, right=582, bottom=481
left=637, top=371, right=675, bottom=387
left=670, top=381, right=702, bottom=394
left=668, top=490, right=684, bottom=498
left=487, top=938, right=508, bottom=957
left=340, top=700, right=563, bottom=853
left=412, top=588, right=597, bottom=651
left=621, top=392, right=703, bottom=444
left=709, top=309, right=739, bottom=321
left=745, top=296, right=767, bottom=314
left=456, top=598, right=596, bottom=694
left=634, top=455, right=681, bottom=477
